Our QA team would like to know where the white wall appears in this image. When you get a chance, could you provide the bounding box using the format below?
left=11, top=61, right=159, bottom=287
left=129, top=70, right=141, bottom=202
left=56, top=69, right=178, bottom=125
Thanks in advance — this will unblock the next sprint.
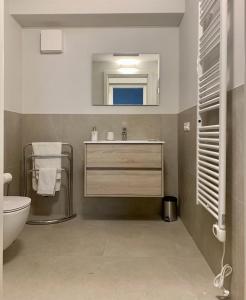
left=179, top=0, right=198, bottom=113
left=227, top=0, right=245, bottom=90
left=179, top=0, right=245, bottom=112
left=4, top=0, right=22, bottom=113
left=22, top=27, right=179, bottom=114
left=9, top=0, right=185, bottom=14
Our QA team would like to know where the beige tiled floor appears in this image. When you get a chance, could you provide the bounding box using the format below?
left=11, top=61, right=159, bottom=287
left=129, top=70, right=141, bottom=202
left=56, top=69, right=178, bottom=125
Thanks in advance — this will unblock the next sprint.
left=3, top=218, right=219, bottom=300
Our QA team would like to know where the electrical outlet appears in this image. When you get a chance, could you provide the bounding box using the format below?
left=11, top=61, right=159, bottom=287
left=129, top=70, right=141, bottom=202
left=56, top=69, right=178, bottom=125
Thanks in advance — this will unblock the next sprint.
left=184, top=122, right=190, bottom=132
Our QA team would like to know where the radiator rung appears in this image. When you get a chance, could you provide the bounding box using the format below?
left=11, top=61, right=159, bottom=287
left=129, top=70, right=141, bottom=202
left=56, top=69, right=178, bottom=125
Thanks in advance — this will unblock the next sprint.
left=199, top=81, right=220, bottom=94
left=199, top=154, right=219, bottom=164
left=198, top=188, right=218, bottom=208
left=199, top=75, right=220, bottom=91
left=199, top=71, right=220, bottom=87
left=200, top=0, right=217, bottom=24
left=198, top=182, right=219, bottom=200
left=199, top=71, right=220, bottom=88
left=198, top=149, right=219, bottom=157
left=199, top=97, right=220, bottom=109
left=200, top=11, right=220, bottom=43
left=199, top=138, right=219, bottom=143
left=198, top=176, right=219, bottom=192
left=199, top=125, right=220, bottom=131
left=198, top=143, right=219, bottom=150
left=198, top=160, right=219, bottom=171
left=200, top=37, right=220, bottom=59
left=198, top=169, right=219, bottom=185
left=199, top=131, right=219, bottom=137
left=199, top=32, right=220, bottom=59
left=200, top=103, right=220, bottom=113
left=198, top=197, right=219, bottom=220
left=198, top=192, right=219, bottom=213
left=199, top=62, right=219, bottom=81
left=199, top=89, right=219, bottom=102
left=200, top=0, right=209, bottom=9
left=200, top=0, right=213, bottom=12
left=198, top=190, right=219, bottom=210
left=200, top=26, right=220, bottom=52
left=198, top=165, right=219, bottom=178
left=199, top=39, right=220, bottom=62
left=199, top=84, right=220, bottom=99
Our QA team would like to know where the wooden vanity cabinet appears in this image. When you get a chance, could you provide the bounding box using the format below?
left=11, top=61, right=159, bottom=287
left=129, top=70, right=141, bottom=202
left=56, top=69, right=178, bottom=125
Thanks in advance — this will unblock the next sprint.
left=84, top=142, right=164, bottom=197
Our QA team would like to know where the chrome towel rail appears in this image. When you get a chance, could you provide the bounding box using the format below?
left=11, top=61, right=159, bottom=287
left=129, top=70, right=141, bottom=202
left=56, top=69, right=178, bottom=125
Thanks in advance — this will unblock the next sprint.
left=23, top=143, right=76, bottom=225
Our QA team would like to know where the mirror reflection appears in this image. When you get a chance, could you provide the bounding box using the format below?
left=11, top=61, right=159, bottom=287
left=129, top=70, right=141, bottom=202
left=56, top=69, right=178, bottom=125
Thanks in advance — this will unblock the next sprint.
left=92, top=53, right=160, bottom=106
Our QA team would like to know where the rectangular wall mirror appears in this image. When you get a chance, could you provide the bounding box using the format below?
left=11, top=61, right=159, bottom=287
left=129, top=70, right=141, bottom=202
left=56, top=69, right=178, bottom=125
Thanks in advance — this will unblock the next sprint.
left=92, top=53, right=160, bottom=106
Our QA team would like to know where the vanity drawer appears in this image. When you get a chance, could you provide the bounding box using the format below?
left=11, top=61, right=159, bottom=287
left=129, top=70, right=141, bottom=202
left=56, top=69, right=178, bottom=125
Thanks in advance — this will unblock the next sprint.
left=86, top=144, right=162, bottom=168
left=85, top=170, right=163, bottom=197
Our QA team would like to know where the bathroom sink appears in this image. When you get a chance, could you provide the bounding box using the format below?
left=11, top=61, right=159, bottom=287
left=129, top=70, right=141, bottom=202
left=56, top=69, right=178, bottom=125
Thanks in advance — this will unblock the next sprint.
left=84, top=140, right=165, bottom=144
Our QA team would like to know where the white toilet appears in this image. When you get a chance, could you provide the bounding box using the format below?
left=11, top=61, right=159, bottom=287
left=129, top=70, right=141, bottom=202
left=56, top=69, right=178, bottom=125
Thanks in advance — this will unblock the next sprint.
left=3, top=174, right=31, bottom=250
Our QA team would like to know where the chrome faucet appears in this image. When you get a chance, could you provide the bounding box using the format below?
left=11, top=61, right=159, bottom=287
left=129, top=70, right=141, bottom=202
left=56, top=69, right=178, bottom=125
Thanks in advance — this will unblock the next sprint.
left=122, top=127, right=127, bottom=141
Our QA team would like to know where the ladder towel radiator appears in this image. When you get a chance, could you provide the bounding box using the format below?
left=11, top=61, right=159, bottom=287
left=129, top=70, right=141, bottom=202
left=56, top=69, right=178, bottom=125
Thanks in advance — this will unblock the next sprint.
left=197, top=0, right=232, bottom=296
left=197, top=0, right=227, bottom=243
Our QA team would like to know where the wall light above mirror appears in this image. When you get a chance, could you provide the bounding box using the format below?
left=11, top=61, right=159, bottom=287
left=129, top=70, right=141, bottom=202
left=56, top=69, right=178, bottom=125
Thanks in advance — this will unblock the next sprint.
left=92, top=53, right=160, bottom=106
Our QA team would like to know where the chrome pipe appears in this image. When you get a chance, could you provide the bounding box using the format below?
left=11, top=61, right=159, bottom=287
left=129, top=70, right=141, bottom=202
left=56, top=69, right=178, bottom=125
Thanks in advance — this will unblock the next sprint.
left=24, top=143, right=76, bottom=225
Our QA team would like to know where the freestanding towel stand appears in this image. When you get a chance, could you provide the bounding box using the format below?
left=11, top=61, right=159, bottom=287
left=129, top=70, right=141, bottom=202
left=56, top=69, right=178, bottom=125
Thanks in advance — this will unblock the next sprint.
left=23, top=143, right=76, bottom=225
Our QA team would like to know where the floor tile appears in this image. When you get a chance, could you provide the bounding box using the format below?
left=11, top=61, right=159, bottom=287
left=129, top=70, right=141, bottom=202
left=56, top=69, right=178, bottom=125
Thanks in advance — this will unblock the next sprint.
left=3, top=218, right=219, bottom=300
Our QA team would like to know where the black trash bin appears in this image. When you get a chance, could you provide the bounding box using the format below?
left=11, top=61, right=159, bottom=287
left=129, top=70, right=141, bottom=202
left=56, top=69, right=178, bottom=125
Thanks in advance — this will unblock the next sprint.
left=162, top=196, right=177, bottom=222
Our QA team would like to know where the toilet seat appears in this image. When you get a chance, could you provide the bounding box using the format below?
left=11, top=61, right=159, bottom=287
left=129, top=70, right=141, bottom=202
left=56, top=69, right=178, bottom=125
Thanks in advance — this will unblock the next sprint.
left=3, top=196, right=31, bottom=213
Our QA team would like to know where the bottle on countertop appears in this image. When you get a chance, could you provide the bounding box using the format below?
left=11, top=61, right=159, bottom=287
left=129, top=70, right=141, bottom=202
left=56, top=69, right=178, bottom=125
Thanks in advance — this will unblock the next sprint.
left=91, top=126, right=98, bottom=141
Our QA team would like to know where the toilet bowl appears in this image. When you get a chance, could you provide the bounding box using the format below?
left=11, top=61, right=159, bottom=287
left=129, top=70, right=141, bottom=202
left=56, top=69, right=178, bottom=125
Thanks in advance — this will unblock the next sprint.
left=3, top=196, right=31, bottom=250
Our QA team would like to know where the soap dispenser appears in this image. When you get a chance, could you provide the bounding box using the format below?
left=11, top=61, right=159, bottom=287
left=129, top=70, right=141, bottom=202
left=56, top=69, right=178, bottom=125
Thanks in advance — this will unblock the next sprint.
left=91, top=127, right=98, bottom=141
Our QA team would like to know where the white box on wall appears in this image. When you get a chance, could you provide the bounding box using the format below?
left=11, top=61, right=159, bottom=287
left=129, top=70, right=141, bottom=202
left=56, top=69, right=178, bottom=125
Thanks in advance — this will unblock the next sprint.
left=40, top=30, right=63, bottom=54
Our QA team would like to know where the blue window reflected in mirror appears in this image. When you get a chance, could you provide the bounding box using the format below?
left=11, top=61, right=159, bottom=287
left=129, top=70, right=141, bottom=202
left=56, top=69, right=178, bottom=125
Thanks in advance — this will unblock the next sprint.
left=113, top=88, right=144, bottom=105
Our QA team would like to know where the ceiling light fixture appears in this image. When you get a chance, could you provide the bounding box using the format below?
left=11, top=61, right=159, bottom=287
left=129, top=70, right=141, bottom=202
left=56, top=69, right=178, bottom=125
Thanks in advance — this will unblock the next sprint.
left=118, top=67, right=138, bottom=74
left=117, top=59, right=140, bottom=66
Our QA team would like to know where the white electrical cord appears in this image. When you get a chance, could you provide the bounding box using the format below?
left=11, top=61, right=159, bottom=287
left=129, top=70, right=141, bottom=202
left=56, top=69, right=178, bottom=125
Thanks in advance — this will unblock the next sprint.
left=213, top=242, right=233, bottom=296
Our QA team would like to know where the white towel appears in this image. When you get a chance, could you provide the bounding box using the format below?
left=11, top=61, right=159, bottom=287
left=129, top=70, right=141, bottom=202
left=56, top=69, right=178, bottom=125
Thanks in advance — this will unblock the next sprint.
left=37, top=168, right=57, bottom=196
left=32, top=142, right=62, bottom=195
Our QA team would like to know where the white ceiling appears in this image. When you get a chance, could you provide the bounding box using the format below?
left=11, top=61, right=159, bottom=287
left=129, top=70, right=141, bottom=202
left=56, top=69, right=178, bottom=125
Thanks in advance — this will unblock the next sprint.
left=12, top=13, right=184, bottom=28
left=9, top=0, right=185, bottom=27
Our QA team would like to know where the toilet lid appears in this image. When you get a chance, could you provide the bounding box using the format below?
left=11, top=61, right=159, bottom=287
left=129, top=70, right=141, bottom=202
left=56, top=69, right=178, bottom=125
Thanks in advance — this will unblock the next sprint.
left=3, top=196, right=31, bottom=213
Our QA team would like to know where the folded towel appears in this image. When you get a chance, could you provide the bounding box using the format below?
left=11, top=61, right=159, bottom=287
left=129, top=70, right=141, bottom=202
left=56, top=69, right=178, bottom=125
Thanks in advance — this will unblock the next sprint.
left=37, top=168, right=57, bottom=196
left=32, top=142, right=62, bottom=195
